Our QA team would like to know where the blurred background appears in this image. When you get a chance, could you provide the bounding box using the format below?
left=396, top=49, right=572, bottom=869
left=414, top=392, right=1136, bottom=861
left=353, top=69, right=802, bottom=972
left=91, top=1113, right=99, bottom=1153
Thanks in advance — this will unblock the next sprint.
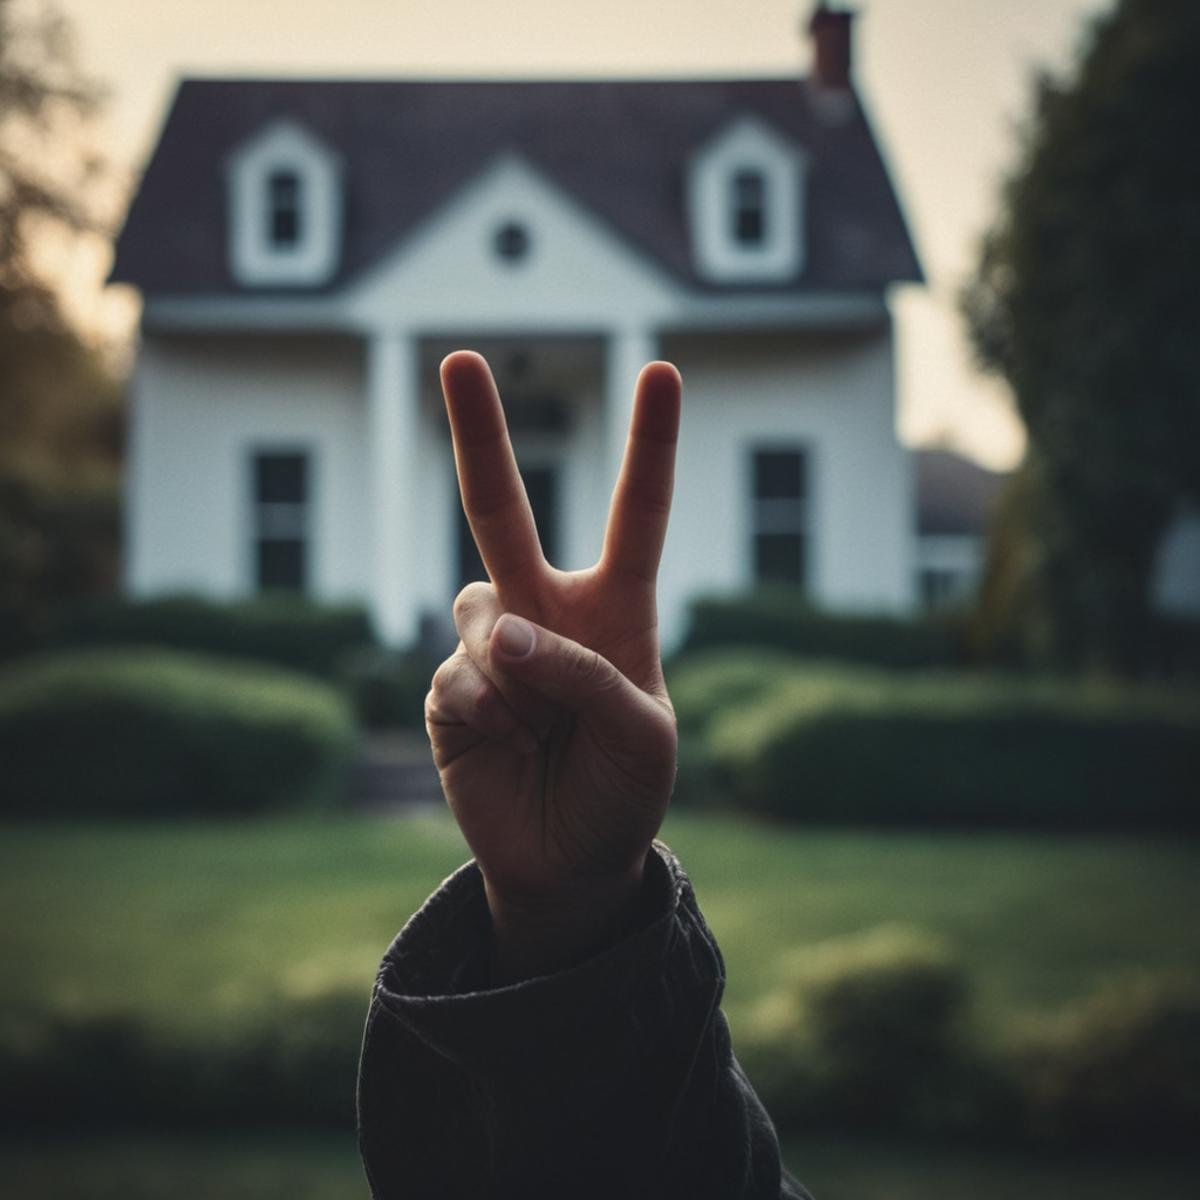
left=2, top=0, right=1198, bottom=1196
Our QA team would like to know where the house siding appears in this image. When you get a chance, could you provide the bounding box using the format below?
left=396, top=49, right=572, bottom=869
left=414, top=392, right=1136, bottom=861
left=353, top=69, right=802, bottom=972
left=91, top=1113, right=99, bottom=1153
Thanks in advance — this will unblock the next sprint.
left=660, top=328, right=912, bottom=644
left=126, top=334, right=369, bottom=605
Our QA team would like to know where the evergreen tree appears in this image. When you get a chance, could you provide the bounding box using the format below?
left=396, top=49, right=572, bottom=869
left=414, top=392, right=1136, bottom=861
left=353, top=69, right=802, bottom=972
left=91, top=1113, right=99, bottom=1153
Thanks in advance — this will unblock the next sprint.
left=962, top=0, right=1200, bottom=672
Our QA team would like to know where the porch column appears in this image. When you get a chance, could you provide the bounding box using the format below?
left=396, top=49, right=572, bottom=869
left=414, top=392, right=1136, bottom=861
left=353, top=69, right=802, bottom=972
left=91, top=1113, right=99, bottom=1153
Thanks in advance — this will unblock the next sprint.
left=605, top=326, right=658, bottom=484
left=367, top=329, right=419, bottom=645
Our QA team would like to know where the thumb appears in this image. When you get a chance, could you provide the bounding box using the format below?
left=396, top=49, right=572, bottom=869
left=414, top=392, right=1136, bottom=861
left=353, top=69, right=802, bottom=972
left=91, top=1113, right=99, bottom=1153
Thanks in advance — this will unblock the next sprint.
left=490, top=614, right=654, bottom=740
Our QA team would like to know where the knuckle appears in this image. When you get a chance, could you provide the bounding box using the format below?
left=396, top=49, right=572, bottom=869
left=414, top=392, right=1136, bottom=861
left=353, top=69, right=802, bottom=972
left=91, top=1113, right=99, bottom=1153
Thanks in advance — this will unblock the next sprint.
left=423, top=689, right=440, bottom=734
left=430, top=652, right=465, bottom=698
left=453, top=581, right=495, bottom=629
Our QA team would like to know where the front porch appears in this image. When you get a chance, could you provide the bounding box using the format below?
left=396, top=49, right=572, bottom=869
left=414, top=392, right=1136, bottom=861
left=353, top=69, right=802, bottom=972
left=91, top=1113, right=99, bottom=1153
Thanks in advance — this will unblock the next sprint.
left=366, top=328, right=657, bottom=647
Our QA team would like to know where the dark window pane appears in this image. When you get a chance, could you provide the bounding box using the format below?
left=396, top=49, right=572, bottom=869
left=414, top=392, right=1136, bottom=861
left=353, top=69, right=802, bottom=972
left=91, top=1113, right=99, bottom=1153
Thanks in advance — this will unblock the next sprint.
left=522, top=465, right=558, bottom=564
left=257, top=539, right=306, bottom=591
left=494, top=221, right=531, bottom=262
left=754, top=450, right=805, bottom=500
left=255, top=453, right=307, bottom=504
left=733, top=170, right=766, bottom=245
left=504, top=393, right=570, bottom=434
left=736, top=208, right=764, bottom=244
left=755, top=533, right=805, bottom=585
left=268, top=171, right=302, bottom=246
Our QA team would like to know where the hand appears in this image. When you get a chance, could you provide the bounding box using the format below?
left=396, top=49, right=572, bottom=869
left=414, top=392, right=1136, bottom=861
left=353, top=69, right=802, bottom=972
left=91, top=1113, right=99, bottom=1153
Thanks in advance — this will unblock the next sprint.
left=425, top=351, right=681, bottom=978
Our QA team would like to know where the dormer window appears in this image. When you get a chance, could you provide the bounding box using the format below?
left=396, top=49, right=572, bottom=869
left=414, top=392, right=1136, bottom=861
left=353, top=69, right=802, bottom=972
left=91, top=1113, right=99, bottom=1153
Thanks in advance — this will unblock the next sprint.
left=227, top=119, right=342, bottom=287
left=732, top=169, right=767, bottom=245
left=688, top=116, right=806, bottom=284
left=267, top=170, right=302, bottom=248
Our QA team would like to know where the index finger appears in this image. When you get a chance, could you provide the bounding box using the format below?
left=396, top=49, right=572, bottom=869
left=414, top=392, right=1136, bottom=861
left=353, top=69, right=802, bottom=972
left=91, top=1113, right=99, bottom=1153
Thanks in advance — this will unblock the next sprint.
left=440, top=351, right=546, bottom=597
left=600, top=361, right=682, bottom=585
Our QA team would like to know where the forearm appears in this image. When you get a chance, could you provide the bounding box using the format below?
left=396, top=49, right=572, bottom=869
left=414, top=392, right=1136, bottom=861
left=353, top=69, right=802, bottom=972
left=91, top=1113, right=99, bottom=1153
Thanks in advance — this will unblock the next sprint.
left=357, top=843, right=809, bottom=1199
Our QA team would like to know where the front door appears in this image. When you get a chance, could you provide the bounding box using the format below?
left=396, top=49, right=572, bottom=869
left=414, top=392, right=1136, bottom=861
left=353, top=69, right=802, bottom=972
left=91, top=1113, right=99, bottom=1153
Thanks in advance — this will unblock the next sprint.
left=457, top=462, right=560, bottom=589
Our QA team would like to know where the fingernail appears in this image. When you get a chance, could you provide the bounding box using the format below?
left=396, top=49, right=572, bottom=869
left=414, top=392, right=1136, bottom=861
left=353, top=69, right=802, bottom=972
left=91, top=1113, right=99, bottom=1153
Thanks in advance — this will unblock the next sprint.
left=495, top=614, right=535, bottom=659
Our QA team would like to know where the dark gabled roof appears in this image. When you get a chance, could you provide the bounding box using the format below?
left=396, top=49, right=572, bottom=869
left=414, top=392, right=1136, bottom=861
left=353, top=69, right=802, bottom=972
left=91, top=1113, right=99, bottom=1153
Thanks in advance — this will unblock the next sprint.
left=915, top=449, right=1008, bottom=537
left=111, top=76, right=923, bottom=297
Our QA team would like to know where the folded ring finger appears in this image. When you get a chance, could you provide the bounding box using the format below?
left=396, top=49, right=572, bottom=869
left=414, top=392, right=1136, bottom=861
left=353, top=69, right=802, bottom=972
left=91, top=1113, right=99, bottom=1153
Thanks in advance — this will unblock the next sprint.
left=452, top=582, right=557, bottom=736
left=426, top=650, right=539, bottom=755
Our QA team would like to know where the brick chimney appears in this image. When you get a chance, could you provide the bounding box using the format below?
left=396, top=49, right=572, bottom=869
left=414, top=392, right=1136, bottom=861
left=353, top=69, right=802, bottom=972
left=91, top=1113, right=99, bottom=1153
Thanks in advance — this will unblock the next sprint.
left=808, top=3, right=856, bottom=90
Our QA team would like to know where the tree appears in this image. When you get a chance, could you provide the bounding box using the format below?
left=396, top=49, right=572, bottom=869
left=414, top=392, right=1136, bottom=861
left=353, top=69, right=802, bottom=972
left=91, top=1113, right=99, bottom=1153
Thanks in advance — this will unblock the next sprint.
left=0, top=0, right=122, bottom=652
left=962, top=0, right=1200, bottom=673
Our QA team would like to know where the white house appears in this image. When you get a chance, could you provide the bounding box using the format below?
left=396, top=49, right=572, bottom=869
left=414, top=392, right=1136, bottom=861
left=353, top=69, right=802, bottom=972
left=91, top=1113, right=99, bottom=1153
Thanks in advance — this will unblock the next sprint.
left=112, top=4, right=924, bottom=649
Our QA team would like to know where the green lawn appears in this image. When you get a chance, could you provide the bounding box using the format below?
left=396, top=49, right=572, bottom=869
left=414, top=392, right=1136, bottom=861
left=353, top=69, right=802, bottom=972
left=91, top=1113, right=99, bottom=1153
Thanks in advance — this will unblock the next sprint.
left=2, top=811, right=1198, bottom=1039
left=3, top=1134, right=1198, bottom=1200
left=3, top=813, right=1198, bottom=1196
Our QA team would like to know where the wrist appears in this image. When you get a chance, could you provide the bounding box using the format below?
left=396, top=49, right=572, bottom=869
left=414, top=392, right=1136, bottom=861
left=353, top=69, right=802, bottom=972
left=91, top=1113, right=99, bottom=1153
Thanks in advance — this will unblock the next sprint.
left=483, top=859, right=649, bottom=984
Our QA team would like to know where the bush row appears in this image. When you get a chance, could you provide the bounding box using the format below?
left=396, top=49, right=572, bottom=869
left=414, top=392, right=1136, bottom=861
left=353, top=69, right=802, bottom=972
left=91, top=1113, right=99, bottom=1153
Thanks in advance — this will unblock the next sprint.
left=41, top=594, right=434, bottom=731
left=2, top=938, right=1195, bottom=1149
left=736, top=925, right=1200, bottom=1149
left=667, top=651, right=1200, bottom=830
left=50, top=594, right=376, bottom=680
left=0, top=987, right=366, bottom=1130
left=0, top=649, right=356, bottom=817
left=681, top=588, right=968, bottom=669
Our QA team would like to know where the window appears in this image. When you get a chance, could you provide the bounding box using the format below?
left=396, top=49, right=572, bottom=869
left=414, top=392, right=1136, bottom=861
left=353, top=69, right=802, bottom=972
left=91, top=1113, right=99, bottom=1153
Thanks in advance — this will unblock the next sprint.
left=687, top=116, right=806, bottom=282
left=252, top=451, right=309, bottom=592
left=494, top=221, right=531, bottom=263
left=732, top=169, right=767, bottom=245
left=751, top=448, right=808, bottom=587
left=227, top=120, right=342, bottom=286
left=267, top=170, right=303, bottom=249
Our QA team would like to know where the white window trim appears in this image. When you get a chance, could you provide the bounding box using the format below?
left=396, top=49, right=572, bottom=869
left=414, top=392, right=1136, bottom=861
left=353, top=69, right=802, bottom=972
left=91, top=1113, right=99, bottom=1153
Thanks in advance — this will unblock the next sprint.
left=688, top=116, right=807, bottom=284
left=226, top=119, right=343, bottom=288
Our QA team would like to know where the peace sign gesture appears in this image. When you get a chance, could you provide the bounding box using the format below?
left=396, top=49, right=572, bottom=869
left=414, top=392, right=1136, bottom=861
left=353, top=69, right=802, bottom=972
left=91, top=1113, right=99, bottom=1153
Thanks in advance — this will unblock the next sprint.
left=424, top=350, right=681, bottom=981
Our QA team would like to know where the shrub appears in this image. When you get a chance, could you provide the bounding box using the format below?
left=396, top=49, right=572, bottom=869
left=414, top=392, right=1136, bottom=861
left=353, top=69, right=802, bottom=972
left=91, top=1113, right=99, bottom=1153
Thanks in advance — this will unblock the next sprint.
left=0, top=648, right=356, bottom=817
left=709, top=665, right=1200, bottom=830
left=682, top=588, right=966, bottom=669
left=666, top=649, right=795, bottom=808
left=51, top=594, right=375, bottom=679
left=339, top=645, right=435, bottom=730
left=1016, top=974, right=1200, bottom=1149
left=739, top=926, right=1011, bottom=1137
left=0, top=987, right=367, bottom=1130
left=666, top=649, right=795, bottom=738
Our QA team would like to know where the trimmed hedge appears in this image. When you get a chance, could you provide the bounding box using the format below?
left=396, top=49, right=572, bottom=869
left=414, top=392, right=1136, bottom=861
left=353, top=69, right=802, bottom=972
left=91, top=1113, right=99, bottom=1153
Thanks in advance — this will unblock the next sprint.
left=0, top=987, right=365, bottom=1130
left=0, top=648, right=356, bottom=817
left=701, top=662, right=1200, bottom=830
left=739, top=926, right=1200, bottom=1148
left=1017, top=975, right=1200, bottom=1149
left=668, top=649, right=797, bottom=738
left=682, top=588, right=966, bottom=669
left=739, top=926, right=1011, bottom=1138
left=50, top=594, right=376, bottom=679
left=667, top=650, right=800, bottom=809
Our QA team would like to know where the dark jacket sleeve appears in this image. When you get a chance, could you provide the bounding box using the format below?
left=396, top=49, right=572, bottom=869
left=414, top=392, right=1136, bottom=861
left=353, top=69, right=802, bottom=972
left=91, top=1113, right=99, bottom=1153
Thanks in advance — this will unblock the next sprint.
left=356, top=840, right=811, bottom=1200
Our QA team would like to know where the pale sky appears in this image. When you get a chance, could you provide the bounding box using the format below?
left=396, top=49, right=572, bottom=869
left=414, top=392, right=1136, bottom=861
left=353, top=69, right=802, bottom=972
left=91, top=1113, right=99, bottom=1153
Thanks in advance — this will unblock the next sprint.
left=51, top=0, right=1114, bottom=471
